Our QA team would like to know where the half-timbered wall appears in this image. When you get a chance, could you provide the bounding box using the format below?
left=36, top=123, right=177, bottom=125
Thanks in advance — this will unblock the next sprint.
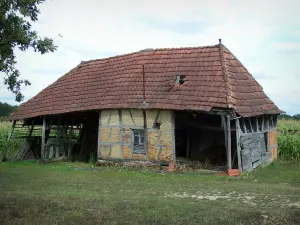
left=98, top=109, right=175, bottom=162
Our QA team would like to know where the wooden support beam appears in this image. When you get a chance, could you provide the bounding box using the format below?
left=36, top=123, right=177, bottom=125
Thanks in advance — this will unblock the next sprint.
left=119, top=110, right=123, bottom=159
left=97, top=111, right=101, bottom=160
left=226, top=116, right=232, bottom=170
left=235, top=119, right=242, bottom=172
left=67, top=120, right=74, bottom=157
left=262, top=117, right=265, bottom=131
left=256, top=117, right=259, bottom=132
left=28, top=120, right=34, bottom=137
left=41, top=117, right=46, bottom=160
left=0, top=120, right=16, bottom=162
left=221, top=116, right=228, bottom=157
left=266, top=117, right=270, bottom=150
left=56, top=118, right=61, bottom=158
left=243, top=118, right=247, bottom=134
left=248, top=118, right=254, bottom=133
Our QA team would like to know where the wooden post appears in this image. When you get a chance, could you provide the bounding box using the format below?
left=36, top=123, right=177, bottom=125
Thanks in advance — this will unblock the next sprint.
left=262, top=117, right=265, bottom=131
left=227, top=116, right=232, bottom=170
left=186, top=131, right=190, bottom=159
left=68, top=121, right=74, bottom=157
left=28, top=120, right=34, bottom=137
left=0, top=120, right=16, bottom=162
left=56, top=118, right=61, bottom=158
left=236, top=119, right=242, bottom=172
left=266, top=116, right=270, bottom=151
left=41, top=117, right=46, bottom=160
left=243, top=118, right=247, bottom=133
left=221, top=116, right=228, bottom=154
left=97, top=111, right=101, bottom=160
left=256, top=117, right=259, bottom=132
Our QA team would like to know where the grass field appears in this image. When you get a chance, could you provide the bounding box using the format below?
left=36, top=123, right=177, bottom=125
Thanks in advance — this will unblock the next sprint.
left=0, top=161, right=300, bottom=225
left=0, top=120, right=300, bottom=224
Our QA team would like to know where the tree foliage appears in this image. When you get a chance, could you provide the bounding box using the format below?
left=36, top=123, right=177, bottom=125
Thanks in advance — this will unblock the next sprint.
left=0, top=101, right=17, bottom=117
left=279, top=113, right=300, bottom=120
left=0, top=0, right=57, bottom=102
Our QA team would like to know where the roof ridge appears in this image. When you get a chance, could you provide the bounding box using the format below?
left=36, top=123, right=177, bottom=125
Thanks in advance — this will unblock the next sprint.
left=219, top=44, right=232, bottom=109
left=82, top=44, right=220, bottom=65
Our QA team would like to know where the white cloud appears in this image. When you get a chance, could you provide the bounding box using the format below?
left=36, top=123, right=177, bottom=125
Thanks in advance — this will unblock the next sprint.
left=0, top=0, right=299, bottom=114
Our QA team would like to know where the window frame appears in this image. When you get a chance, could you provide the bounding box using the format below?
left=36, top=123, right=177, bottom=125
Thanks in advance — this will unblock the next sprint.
left=131, top=129, right=146, bottom=154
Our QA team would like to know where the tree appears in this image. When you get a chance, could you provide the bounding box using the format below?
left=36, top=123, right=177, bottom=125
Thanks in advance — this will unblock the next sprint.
left=0, top=0, right=57, bottom=102
left=0, top=101, right=18, bottom=117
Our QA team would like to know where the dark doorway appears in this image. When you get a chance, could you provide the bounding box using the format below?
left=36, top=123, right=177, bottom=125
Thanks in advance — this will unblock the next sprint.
left=175, top=111, right=235, bottom=169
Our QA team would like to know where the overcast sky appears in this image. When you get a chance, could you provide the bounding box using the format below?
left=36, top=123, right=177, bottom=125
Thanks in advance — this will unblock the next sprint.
left=1, top=0, right=299, bottom=114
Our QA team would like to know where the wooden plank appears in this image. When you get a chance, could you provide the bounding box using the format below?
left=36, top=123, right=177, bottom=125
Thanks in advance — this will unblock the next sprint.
left=41, top=117, right=46, bottom=160
left=236, top=119, right=242, bottom=172
left=0, top=120, right=16, bottom=162
left=226, top=116, right=232, bottom=170
left=42, top=156, right=71, bottom=164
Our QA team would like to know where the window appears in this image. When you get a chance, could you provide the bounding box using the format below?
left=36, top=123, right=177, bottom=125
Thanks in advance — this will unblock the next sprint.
left=132, top=129, right=146, bottom=154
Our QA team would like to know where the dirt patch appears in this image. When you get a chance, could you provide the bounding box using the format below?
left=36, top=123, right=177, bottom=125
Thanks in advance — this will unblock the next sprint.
left=164, top=191, right=300, bottom=209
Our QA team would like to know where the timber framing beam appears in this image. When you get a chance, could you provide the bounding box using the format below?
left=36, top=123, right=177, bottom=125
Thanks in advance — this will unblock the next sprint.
left=41, top=116, right=46, bottom=160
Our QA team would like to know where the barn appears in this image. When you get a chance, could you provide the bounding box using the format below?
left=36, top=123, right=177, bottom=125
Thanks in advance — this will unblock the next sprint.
left=2, top=40, right=282, bottom=172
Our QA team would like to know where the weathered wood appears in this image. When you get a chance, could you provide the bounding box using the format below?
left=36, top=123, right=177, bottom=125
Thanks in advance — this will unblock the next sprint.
left=14, top=120, right=35, bottom=160
left=62, top=125, right=67, bottom=156
left=242, top=118, right=247, bottom=133
left=56, top=118, right=61, bottom=158
left=97, top=111, right=101, bottom=159
left=186, top=131, right=191, bottom=159
left=256, top=117, right=259, bottom=132
left=68, top=120, right=74, bottom=157
left=226, top=116, right=232, bottom=170
left=0, top=120, right=16, bottom=162
left=143, top=110, right=148, bottom=160
left=41, top=156, right=71, bottom=164
left=248, top=118, right=254, bottom=133
left=41, top=117, right=46, bottom=160
left=221, top=116, right=228, bottom=154
left=262, top=117, right=265, bottom=131
left=236, top=119, right=242, bottom=172
left=171, top=111, right=176, bottom=161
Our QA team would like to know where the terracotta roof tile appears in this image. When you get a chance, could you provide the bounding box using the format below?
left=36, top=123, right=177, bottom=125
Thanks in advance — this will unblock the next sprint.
left=10, top=44, right=281, bottom=120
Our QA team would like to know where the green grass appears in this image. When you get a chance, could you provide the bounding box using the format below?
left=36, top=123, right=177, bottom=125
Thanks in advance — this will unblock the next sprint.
left=0, top=161, right=300, bottom=225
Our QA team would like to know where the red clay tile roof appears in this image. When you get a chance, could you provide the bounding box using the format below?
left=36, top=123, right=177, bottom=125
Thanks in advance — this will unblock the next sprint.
left=10, top=44, right=281, bottom=120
